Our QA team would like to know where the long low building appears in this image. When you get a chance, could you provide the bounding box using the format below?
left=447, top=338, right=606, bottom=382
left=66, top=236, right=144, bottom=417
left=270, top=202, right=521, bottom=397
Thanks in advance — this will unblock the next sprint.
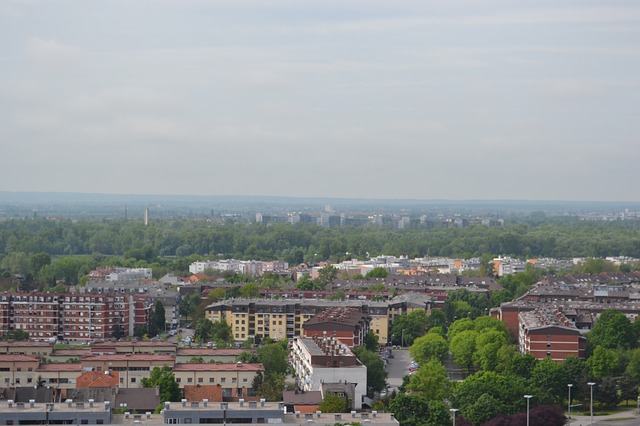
left=205, top=293, right=435, bottom=345
left=0, top=399, right=400, bottom=426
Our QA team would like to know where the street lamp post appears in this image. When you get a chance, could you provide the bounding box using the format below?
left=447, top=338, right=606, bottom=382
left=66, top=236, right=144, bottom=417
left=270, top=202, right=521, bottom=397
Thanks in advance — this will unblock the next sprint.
left=588, top=382, right=596, bottom=425
left=524, top=395, right=533, bottom=426
left=401, top=329, right=405, bottom=348
left=567, top=383, right=573, bottom=426
left=449, top=408, right=458, bottom=426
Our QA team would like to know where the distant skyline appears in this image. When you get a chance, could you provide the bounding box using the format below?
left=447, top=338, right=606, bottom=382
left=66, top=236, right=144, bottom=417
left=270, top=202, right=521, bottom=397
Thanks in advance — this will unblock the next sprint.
left=1, top=1, right=639, bottom=202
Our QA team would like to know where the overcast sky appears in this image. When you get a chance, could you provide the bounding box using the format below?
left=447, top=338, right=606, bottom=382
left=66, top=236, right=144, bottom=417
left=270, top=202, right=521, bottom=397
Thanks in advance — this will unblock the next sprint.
left=1, top=0, right=639, bottom=201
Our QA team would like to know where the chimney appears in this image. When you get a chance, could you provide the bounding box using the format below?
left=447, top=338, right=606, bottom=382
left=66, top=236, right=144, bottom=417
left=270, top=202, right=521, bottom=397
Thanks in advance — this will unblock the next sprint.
left=29, top=400, right=35, bottom=408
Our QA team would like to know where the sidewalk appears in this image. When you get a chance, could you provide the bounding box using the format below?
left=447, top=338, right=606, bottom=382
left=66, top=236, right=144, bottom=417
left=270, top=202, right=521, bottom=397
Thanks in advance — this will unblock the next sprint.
left=568, top=408, right=640, bottom=425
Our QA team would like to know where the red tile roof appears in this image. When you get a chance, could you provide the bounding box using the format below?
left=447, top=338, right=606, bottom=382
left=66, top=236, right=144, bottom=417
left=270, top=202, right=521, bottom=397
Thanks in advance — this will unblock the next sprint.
left=76, top=370, right=120, bottom=388
left=0, top=354, right=39, bottom=362
left=82, top=354, right=175, bottom=362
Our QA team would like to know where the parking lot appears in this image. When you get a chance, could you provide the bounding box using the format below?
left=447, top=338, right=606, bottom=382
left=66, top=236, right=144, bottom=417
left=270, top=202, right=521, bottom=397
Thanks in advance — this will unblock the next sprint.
left=384, top=347, right=411, bottom=393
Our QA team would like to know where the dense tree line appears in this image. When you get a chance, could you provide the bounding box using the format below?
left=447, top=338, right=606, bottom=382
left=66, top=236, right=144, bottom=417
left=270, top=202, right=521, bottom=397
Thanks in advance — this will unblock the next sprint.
left=1, top=218, right=640, bottom=266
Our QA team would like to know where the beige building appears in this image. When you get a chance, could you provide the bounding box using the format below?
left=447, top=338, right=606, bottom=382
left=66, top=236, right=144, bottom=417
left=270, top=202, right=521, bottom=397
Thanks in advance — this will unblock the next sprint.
left=173, top=363, right=263, bottom=399
left=205, top=299, right=392, bottom=345
left=37, top=363, right=83, bottom=389
left=0, top=354, right=40, bottom=388
left=80, top=354, right=175, bottom=388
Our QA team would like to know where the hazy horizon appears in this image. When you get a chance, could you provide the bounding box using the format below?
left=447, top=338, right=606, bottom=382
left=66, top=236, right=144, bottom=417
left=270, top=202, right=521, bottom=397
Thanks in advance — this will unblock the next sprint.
left=2, top=1, right=639, bottom=201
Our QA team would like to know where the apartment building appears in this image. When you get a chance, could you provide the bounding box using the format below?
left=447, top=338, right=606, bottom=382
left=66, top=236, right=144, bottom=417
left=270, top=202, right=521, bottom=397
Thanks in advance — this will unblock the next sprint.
left=7, top=293, right=62, bottom=341
left=0, top=354, right=40, bottom=388
left=80, top=354, right=175, bottom=388
left=301, top=307, right=370, bottom=347
left=518, top=309, right=586, bottom=361
left=0, top=292, right=151, bottom=343
left=290, top=337, right=366, bottom=410
left=205, top=299, right=390, bottom=344
left=173, top=362, right=263, bottom=398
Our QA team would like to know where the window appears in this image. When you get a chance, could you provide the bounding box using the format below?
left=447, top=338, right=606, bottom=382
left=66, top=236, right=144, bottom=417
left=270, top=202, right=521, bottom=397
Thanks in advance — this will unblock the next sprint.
left=188, top=378, right=193, bottom=383
left=131, top=378, right=136, bottom=383
left=198, top=378, right=203, bottom=383
left=221, top=378, right=226, bottom=383
left=209, top=378, right=215, bottom=383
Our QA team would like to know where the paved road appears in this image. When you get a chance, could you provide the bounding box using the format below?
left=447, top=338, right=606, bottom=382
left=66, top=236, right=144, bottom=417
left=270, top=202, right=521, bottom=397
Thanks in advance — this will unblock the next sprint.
left=569, top=409, right=640, bottom=426
left=386, top=348, right=410, bottom=392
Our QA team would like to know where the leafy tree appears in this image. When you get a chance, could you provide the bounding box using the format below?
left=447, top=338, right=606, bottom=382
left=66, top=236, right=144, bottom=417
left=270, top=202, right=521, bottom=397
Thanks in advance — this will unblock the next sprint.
left=465, top=393, right=505, bottom=426
left=353, top=347, right=388, bottom=395
left=0, top=329, right=30, bottom=341
left=257, top=372, right=286, bottom=401
left=473, top=316, right=508, bottom=336
left=406, top=358, right=448, bottom=401
left=391, top=310, right=428, bottom=346
left=618, top=372, right=638, bottom=405
left=594, top=376, right=622, bottom=408
left=447, top=318, right=475, bottom=341
left=363, top=330, right=379, bottom=352
left=388, top=392, right=430, bottom=426
left=224, top=286, right=241, bottom=299
left=188, top=356, right=205, bottom=363
left=316, top=265, right=338, bottom=287
left=587, top=346, right=619, bottom=379
left=410, top=333, right=449, bottom=364
left=529, top=358, right=566, bottom=405
left=426, top=309, right=448, bottom=330
left=474, top=330, right=508, bottom=372
left=257, top=342, right=289, bottom=376
left=238, top=351, right=260, bottom=364
left=154, top=300, right=166, bottom=334
left=210, top=320, right=233, bottom=342
left=318, top=392, right=349, bottom=413
left=450, top=330, right=478, bottom=373
left=240, top=283, right=260, bottom=298
left=586, top=309, right=637, bottom=355
left=179, top=293, right=200, bottom=323
left=365, top=267, right=388, bottom=279
left=452, top=371, right=530, bottom=419
left=193, top=318, right=214, bottom=342
left=141, top=366, right=181, bottom=402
